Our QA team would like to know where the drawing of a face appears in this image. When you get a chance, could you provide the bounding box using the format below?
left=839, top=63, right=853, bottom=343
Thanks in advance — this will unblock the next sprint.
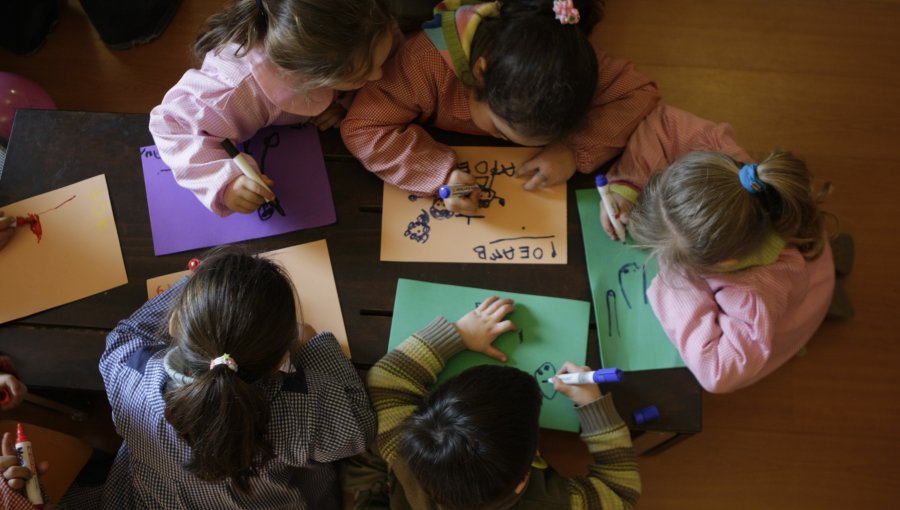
left=403, top=209, right=431, bottom=243
left=533, top=361, right=558, bottom=400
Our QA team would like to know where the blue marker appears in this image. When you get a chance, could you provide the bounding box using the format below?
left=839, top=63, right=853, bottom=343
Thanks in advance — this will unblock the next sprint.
left=438, top=183, right=480, bottom=199
left=596, top=174, right=626, bottom=241
left=545, top=367, right=623, bottom=385
left=632, top=405, right=660, bottom=425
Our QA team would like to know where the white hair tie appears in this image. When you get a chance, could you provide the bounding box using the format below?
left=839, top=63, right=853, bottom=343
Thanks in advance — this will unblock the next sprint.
left=209, top=353, right=238, bottom=372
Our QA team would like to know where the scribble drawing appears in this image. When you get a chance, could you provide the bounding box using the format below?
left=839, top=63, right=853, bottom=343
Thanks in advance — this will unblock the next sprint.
left=617, top=262, right=642, bottom=309
left=605, top=289, right=620, bottom=338
left=17, top=194, right=77, bottom=243
left=243, top=132, right=281, bottom=221
left=533, top=362, right=558, bottom=400
left=471, top=160, right=510, bottom=209
left=518, top=330, right=524, bottom=344
left=403, top=209, right=431, bottom=243
left=489, top=235, right=555, bottom=245
left=642, top=264, right=649, bottom=304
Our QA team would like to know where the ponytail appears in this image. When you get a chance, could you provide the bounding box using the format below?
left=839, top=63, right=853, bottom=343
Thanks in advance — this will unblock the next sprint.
left=756, top=150, right=831, bottom=260
left=163, top=249, right=300, bottom=492
left=629, top=150, right=830, bottom=275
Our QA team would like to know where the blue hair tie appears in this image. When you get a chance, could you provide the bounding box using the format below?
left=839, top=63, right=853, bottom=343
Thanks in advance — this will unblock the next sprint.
left=739, top=163, right=765, bottom=193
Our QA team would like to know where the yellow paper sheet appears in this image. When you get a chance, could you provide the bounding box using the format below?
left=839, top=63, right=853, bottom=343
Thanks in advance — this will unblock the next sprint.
left=147, top=239, right=350, bottom=356
left=381, top=147, right=568, bottom=264
left=0, top=175, right=128, bottom=324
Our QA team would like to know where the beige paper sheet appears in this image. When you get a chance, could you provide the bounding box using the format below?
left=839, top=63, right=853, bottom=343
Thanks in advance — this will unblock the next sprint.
left=380, top=146, right=568, bottom=264
left=146, top=239, right=350, bottom=356
left=0, top=175, right=128, bottom=324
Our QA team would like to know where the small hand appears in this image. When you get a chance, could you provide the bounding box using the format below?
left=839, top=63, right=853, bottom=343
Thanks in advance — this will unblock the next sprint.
left=517, top=143, right=577, bottom=191
left=223, top=173, right=276, bottom=214
left=599, top=195, right=633, bottom=242
left=441, top=169, right=481, bottom=213
left=311, top=102, right=347, bottom=131
left=453, top=296, right=517, bottom=362
left=0, top=375, right=26, bottom=412
left=0, top=213, right=15, bottom=251
left=0, top=432, right=47, bottom=491
left=552, top=362, right=602, bottom=406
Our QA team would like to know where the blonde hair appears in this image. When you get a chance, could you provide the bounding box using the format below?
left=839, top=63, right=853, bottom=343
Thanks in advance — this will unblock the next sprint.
left=194, top=0, right=393, bottom=89
left=629, top=150, right=830, bottom=275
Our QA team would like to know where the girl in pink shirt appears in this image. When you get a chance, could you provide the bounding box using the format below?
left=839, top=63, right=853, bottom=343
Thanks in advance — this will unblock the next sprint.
left=341, top=0, right=659, bottom=213
left=149, top=0, right=395, bottom=216
left=601, top=106, right=835, bottom=392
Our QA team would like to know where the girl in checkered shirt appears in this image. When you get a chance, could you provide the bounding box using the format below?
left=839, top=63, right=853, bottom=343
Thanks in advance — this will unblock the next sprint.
left=98, top=251, right=375, bottom=509
left=150, top=0, right=396, bottom=216
left=341, top=0, right=659, bottom=213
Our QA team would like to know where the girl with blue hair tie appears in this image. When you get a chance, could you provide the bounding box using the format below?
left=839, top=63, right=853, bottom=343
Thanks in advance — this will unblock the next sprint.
left=598, top=104, right=836, bottom=393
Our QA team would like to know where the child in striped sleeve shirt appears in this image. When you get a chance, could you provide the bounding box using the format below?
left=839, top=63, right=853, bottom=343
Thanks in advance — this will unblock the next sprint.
left=342, top=296, right=641, bottom=509
left=99, top=250, right=376, bottom=509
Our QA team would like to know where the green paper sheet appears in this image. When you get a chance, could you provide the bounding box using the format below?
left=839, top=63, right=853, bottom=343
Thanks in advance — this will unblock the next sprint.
left=388, top=279, right=591, bottom=432
left=575, top=188, right=685, bottom=371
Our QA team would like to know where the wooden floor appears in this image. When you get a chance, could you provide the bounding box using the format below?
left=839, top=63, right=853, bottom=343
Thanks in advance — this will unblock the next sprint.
left=3, top=0, right=900, bottom=508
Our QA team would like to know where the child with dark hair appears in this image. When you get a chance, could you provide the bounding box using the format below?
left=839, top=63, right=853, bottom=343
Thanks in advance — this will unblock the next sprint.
left=341, top=0, right=659, bottom=213
left=150, top=0, right=396, bottom=216
left=99, top=250, right=375, bottom=508
left=597, top=105, right=836, bottom=393
left=343, top=296, right=641, bottom=509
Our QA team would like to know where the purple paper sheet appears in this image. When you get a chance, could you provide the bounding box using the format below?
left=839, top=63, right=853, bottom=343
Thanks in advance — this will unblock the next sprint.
left=140, top=124, right=336, bottom=255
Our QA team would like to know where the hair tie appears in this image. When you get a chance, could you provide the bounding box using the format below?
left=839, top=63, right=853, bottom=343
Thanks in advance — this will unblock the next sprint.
left=739, top=163, right=766, bottom=193
left=552, top=0, right=580, bottom=24
left=210, top=353, right=238, bottom=372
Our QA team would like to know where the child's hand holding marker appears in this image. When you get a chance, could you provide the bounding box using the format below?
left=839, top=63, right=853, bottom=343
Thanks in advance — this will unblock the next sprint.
left=220, top=139, right=285, bottom=216
left=440, top=170, right=481, bottom=213
left=453, top=296, right=517, bottom=362
left=551, top=362, right=603, bottom=407
left=596, top=175, right=632, bottom=243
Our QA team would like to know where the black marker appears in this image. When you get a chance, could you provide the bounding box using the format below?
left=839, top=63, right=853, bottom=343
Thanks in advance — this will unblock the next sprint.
left=220, top=138, right=285, bottom=216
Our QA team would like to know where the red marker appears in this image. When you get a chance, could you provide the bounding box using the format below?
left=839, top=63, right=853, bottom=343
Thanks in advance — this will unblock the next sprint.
left=15, top=423, right=44, bottom=508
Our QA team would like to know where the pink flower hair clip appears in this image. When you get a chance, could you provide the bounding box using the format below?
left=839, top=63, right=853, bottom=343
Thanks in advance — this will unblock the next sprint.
left=553, top=0, right=580, bottom=25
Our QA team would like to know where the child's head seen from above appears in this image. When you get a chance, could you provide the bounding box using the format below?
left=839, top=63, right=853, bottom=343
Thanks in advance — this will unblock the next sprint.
left=194, top=0, right=395, bottom=91
left=467, top=0, right=602, bottom=146
left=164, top=249, right=301, bottom=491
left=628, top=150, right=830, bottom=275
left=396, top=364, right=543, bottom=509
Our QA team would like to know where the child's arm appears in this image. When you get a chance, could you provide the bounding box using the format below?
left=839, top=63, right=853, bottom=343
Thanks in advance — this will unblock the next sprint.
left=341, top=33, right=460, bottom=197
left=367, top=297, right=516, bottom=464
left=149, top=72, right=278, bottom=216
left=646, top=260, right=801, bottom=393
left=553, top=362, right=642, bottom=509
left=99, top=279, right=185, bottom=409
left=295, top=332, right=378, bottom=463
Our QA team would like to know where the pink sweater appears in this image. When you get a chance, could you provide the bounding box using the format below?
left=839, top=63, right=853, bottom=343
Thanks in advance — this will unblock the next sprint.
left=341, top=31, right=660, bottom=196
left=612, top=105, right=835, bottom=393
left=149, top=44, right=334, bottom=216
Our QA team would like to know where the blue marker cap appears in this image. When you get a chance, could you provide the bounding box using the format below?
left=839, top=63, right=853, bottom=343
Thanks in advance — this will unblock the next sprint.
left=595, top=174, right=609, bottom=187
left=438, top=185, right=454, bottom=200
left=592, top=367, right=623, bottom=384
left=632, top=405, right=660, bottom=425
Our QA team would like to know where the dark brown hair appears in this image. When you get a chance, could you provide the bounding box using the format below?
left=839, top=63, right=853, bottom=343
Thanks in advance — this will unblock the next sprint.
left=164, top=249, right=299, bottom=492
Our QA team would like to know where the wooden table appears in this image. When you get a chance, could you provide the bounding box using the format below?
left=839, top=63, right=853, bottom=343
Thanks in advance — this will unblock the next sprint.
left=0, top=110, right=701, bottom=454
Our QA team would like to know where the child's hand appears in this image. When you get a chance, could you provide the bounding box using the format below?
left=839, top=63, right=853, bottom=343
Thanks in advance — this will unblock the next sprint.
left=599, top=195, right=633, bottom=242
left=223, top=173, right=276, bottom=214
left=0, top=374, right=26, bottom=411
left=311, top=102, right=347, bottom=131
left=517, top=143, right=577, bottom=191
left=553, top=362, right=602, bottom=407
left=0, top=432, right=47, bottom=490
left=453, top=296, right=517, bottom=362
left=0, top=213, right=15, bottom=251
left=442, top=170, right=481, bottom=213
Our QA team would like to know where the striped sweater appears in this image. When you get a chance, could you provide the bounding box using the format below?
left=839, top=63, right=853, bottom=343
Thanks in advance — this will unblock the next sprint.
left=366, top=317, right=641, bottom=509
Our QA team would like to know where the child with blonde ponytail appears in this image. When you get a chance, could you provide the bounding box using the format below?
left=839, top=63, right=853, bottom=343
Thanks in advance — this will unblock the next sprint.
left=99, top=250, right=375, bottom=508
left=599, top=105, right=835, bottom=393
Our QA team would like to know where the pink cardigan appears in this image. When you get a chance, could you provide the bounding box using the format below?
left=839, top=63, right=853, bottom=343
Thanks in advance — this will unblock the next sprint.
left=149, top=44, right=334, bottom=216
left=612, top=105, right=835, bottom=393
left=341, top=31, right=660, bottom=196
